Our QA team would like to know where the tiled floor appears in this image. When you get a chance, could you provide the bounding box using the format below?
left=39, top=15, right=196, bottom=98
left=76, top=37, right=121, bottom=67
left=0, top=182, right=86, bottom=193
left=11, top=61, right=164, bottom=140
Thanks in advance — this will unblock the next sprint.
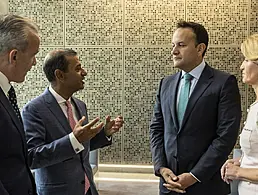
left=95, top=172, right=159, bottom=195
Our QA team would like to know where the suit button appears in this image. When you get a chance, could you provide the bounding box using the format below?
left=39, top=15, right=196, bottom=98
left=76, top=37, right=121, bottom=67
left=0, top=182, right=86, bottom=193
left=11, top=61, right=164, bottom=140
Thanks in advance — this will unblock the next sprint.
left=81, top=180, right=85, bottom=184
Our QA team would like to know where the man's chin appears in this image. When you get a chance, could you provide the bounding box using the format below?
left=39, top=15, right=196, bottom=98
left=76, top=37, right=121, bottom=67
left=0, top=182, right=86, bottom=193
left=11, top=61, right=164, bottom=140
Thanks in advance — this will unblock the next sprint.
left=14, top=76, right=25, bottom=83
left=79, top=85, right=85, bottom=90
left=173, top=62, right=182, bottom=69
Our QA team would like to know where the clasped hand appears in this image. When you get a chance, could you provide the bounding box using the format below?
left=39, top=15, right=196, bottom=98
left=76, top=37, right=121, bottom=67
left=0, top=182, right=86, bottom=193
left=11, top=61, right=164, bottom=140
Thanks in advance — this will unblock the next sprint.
left=161, top=168, right=197, bottom=193
left=221, top=158, right=241, bottom=183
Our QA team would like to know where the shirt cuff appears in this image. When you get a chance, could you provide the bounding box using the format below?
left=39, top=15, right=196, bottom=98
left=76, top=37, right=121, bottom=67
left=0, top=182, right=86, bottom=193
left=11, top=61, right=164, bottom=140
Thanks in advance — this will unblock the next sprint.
left=106, top=136, right=112, bottom=141
left=69, top=132, right=84, bottom=154
left=190, top=172, right=201, bottom=182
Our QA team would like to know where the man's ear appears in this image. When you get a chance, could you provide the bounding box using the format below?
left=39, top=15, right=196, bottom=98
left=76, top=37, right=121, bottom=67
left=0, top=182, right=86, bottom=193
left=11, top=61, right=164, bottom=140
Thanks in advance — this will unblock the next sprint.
left=54, top=69, right=65, bottom=82
left=197, top=43, right=206, bottom=56
left=8, top=49, right=18, bottom=64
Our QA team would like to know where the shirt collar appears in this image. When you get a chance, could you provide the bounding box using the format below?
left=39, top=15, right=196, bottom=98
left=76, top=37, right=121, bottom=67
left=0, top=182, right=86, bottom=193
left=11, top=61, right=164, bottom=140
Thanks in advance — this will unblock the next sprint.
left=0, top=71, right=11, bottom=96
left=48, top=85, right=71, bottom=104
left=181, top=59, right=206, bottom=80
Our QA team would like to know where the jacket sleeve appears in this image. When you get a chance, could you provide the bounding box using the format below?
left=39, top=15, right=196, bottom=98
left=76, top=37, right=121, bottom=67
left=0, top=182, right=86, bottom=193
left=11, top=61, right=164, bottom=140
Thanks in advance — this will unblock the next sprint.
left=149, top=78, right=167, bottom=176
left=22, top=103, right=76, bottom=169
left=190, top=75, right=241, bottom=182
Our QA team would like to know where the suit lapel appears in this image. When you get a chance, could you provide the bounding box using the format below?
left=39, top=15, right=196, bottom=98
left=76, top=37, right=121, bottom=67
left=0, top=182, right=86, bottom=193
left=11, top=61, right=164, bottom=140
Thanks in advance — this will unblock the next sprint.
left=169, top=72, right=181, bottom=131
left=0, top=88, right=27, bottom=155
left=179, top=65, right=213, bottom=132
left=71, top=97, right=87, bottom=124
left=43, top=88, right=72, bottom=134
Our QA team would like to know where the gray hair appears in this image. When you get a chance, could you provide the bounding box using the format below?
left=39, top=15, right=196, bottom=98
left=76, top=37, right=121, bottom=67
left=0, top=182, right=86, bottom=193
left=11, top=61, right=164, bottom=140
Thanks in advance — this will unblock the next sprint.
left=0, top=14, right=39, bottom=54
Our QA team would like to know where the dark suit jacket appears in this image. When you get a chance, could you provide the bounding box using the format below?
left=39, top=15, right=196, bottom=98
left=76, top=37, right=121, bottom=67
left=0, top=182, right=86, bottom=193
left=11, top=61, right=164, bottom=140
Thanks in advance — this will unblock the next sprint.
left=0, top=88, right=36, bottom=195
left=150, top=64, right=241, bottom=195
left=22, top=88, right=111, bottom=195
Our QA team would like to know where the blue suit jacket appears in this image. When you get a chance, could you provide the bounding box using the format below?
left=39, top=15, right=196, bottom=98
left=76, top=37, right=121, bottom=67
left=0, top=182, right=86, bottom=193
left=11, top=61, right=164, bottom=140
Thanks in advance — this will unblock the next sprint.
left=0, top=88, right=36, bottom=195
left=22, top=88, right=111, bottom=195
left=150, top=64, right=241, bottom=195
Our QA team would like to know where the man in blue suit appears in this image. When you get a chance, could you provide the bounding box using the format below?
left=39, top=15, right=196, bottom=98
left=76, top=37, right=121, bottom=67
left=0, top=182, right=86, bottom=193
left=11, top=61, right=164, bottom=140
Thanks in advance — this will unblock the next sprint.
left=150, top=21, right=241, bottom=195
left=0, top=14, right=40, bottom=195
left=22, top=49, right=124, bottom=195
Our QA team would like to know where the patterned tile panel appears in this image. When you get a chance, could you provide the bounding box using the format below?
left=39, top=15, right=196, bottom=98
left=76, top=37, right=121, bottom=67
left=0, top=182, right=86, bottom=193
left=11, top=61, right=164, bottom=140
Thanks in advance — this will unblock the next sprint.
left=125, top=0, right=185, bottom=45
left=9, top=0, right=30, bottom=16
left=250, top=0, right=258, bottom=35
left=8, top=0, right=257, bottom=164
left=186, top=0, right=248, bottom=45
left=124, top=47, right=174, bottom=164
left=9, top=0, right=64, bottom=46
left=72, top=48, right=123, bottom=163
left=66, top=0, right=123, bottom=46
left=0, top=0, right=8, bottom=14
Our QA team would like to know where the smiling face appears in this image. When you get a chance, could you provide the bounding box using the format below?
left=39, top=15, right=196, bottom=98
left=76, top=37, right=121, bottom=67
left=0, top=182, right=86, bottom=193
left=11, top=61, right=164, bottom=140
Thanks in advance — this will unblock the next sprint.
left=171, top=28, right=204, bottom=72
left=62, top=55, right=87, bottom=94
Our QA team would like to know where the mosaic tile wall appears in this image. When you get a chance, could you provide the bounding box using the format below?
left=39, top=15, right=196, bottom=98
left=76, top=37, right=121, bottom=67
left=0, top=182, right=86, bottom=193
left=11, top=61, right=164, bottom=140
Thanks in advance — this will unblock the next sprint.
left=0, top=0, right=8, bottom=14
left=8, top=0, right=258, bottom=165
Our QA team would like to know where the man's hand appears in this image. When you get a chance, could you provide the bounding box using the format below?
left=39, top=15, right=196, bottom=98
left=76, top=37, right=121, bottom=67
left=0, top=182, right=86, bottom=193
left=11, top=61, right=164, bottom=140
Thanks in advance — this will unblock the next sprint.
left=177, top=173, right=197, bottom=190
left=73, top=116, right=104, bottom=143
left=160, top=167, right=186, bottom=193
left=104, top=115, right=124, bottom=136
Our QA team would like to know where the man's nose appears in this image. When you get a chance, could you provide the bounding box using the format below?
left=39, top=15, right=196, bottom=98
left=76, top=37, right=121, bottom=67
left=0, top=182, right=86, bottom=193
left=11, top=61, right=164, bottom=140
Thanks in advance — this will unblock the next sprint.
left=171, top=46, right=179, bottom=55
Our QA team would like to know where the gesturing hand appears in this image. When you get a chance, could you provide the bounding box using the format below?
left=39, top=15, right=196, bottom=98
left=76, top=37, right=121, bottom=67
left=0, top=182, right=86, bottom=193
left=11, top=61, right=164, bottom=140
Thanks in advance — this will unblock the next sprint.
left=104, top=115, right=124, bottom=136
left=73, top=116, right=104, bottom=143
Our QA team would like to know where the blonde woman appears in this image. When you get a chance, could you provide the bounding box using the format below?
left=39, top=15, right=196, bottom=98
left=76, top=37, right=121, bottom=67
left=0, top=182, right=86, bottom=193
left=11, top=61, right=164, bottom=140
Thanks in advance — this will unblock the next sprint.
left=221, top=33, right=258, bottom=195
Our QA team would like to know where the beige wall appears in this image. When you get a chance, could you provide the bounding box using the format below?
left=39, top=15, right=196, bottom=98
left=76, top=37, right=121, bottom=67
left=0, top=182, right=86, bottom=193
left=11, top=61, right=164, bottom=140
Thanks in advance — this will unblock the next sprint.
left=9, top=0, right=258, bottom=165
left=0, top=0, right=8, bottom=14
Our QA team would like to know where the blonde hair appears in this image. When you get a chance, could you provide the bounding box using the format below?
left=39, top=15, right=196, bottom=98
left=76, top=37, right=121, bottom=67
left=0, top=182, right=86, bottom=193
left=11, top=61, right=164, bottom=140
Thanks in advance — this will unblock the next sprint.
left=241, top=34, right=258, bottom=60
left=0, top=14, right=39, bottom=54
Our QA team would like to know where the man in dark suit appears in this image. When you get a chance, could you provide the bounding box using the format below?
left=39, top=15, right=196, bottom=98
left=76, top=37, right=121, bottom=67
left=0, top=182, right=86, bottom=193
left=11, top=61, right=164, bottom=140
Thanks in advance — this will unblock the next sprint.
left=0, top=14, right=40, bottom=195
left=150, top=21, right=241, bottom=195
left=22, top=49, right=124, bottom=195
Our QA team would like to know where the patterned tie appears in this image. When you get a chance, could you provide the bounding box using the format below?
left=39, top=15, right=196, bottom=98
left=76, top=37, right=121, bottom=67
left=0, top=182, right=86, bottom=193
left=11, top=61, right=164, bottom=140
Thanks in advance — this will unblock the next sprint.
left=8, top=86, right=22, bottom=123
left=65, top=100, right=90, bottom=194
left=177, top=73, right=193, bottom=126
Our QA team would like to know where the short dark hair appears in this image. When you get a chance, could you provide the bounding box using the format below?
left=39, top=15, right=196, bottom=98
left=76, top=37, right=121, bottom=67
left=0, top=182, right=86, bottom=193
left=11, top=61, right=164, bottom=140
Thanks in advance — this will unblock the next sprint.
left=43, top=49, right=77, bottom=82
left=177, top=21, right=209, bottom=56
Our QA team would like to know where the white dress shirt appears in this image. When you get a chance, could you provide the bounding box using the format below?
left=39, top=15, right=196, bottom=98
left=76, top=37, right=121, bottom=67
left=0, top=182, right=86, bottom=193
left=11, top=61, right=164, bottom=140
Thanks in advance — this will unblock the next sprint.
left=0, top=71, right=11, bottom=97
left=176, top=60, right=206, bottom=182
left=176, top=59, right=206, bottom=110
left=48, top=85, right=84, bottom=154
